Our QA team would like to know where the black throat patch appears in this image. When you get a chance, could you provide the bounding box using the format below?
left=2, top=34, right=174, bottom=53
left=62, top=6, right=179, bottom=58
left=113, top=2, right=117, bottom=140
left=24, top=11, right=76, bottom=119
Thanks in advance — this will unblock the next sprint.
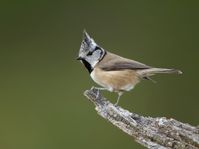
left=81, top=59, right=93, bottom=73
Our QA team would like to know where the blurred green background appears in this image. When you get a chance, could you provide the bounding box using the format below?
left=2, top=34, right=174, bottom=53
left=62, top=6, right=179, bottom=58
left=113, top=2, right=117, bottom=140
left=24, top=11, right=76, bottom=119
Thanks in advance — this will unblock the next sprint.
left=0, top=1, right=198, bottom=149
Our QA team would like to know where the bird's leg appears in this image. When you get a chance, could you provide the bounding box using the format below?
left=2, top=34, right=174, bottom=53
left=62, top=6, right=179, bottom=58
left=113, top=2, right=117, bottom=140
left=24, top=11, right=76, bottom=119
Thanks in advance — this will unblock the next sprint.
left=115, top=92, right=123, bottom=106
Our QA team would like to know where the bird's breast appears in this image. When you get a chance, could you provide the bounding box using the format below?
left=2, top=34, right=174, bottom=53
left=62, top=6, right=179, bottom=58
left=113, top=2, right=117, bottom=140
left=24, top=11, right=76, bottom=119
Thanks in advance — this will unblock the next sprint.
left=90, top=68, right=140, bottom=92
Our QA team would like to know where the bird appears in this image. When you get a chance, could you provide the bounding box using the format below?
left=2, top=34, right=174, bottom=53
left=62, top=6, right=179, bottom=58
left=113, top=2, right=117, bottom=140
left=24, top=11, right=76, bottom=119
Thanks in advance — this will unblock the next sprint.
left=77, top=31, right=182, bottom=105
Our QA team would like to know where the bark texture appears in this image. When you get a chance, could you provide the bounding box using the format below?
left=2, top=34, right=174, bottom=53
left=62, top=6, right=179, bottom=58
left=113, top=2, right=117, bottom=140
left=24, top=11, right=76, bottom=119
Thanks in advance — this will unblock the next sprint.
left=84, top=87, right=199, bottom=149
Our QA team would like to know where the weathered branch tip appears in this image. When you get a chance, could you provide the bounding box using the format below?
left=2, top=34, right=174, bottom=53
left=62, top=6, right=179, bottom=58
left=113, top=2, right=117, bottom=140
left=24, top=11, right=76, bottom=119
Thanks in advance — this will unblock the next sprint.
left=84, top=87, right=199, bottom=149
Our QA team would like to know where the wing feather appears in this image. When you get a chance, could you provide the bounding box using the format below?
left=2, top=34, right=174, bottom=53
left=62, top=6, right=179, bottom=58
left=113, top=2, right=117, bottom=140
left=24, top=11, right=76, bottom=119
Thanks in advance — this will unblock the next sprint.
left=99, top=52, right=151, bottom=71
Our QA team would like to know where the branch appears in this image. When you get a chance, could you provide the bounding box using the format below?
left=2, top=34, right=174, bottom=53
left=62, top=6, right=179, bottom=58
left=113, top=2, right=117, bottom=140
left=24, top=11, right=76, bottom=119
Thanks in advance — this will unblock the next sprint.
left=84, top=87, right=199, bottom=149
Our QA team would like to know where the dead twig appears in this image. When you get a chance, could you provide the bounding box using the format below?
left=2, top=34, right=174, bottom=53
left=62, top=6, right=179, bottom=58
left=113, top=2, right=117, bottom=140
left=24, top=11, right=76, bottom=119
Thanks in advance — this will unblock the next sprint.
left=84, top=87, right=199, bottom=149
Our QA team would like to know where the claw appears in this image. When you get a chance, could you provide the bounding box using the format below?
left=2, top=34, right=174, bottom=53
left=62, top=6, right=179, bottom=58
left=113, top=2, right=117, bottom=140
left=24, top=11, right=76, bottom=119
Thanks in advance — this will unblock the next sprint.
left=96, top=89, right=100, bottom=99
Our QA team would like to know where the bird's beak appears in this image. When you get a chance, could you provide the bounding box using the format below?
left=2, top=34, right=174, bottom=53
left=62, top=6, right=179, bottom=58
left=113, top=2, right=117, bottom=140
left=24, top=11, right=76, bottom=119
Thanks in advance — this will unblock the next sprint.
left=76, top=56, right=83, bottom=60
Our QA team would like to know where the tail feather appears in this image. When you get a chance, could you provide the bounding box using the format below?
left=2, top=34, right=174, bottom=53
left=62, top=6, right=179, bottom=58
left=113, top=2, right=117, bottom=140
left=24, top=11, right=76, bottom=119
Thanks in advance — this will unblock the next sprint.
left=138, top=68, right=183, bottom=77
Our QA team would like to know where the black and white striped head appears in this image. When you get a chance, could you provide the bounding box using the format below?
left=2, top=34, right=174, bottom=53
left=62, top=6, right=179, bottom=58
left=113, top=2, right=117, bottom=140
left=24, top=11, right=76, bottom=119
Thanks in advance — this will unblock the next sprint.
left=77, top=31, right=106, bottom=73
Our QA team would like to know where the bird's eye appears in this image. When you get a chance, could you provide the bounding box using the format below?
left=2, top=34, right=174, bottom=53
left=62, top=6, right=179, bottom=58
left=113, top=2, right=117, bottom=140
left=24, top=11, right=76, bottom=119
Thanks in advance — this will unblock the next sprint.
left=87, top=51, right=93, bottom=56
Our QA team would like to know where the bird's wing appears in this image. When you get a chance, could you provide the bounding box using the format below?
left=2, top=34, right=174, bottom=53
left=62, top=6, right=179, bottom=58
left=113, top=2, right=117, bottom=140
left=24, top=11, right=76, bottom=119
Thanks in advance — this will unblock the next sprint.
left=99, top=53, right=151, bottom=71
left=100, top=60, right=150, bottom=71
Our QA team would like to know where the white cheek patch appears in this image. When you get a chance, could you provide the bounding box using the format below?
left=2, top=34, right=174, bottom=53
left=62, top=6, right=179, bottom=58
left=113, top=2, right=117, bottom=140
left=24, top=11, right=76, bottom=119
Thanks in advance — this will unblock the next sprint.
left=85, top=52, right=100, bottom=68
left=91, top=61, right=98, bottom=68
left=86, top=58, right=98, bottom=68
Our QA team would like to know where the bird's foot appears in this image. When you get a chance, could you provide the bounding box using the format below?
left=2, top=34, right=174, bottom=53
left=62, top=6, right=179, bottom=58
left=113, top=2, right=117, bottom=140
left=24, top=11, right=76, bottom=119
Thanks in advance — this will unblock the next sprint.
left=91, top=86, right=106, bottom=99
left=114, top=101, right=119, bottom=106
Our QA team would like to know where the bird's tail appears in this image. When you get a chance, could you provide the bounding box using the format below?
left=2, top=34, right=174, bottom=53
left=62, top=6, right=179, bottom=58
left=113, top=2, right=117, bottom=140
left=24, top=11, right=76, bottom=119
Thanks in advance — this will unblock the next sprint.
left=138, top=68, right=183, bottom=77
